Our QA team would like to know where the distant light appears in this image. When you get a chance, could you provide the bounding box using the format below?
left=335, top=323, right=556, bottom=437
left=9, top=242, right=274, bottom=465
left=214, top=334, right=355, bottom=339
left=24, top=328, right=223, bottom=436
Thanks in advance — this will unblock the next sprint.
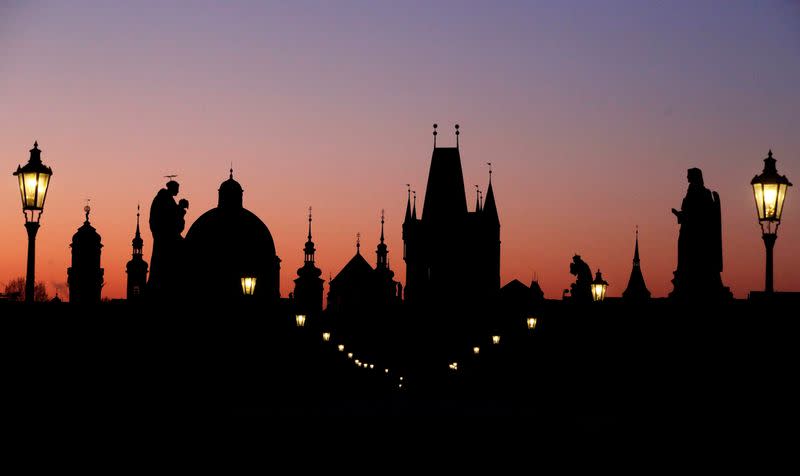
left=369, top=364, right=374, bottom=369
left=473, top=346, right=480, bottom=355
left=338, top=344, right=345, bottom=352
left=384, top=369, right=389, bottom=374
left=347, top=353, right=353, bottom=359
left=527, top=317, right=538, bottom=330
left=492, top=335, right=501, bottom=345
left=449, top=362, right=458, bottom=371
left=322, top=332, right=331, bottom=342
left=398, top=384, right=403, bottom=388
left=295, top=314, right=307, bottom=327
left=399, top=377, right=404, bottom=381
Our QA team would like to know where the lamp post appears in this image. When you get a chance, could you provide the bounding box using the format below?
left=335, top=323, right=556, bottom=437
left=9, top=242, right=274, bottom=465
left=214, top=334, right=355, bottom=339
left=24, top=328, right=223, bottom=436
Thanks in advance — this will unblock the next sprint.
left=591, top=269, right=608, bottom=302
left=751, top=150, right=791, bottom=293
left=13, top=142, right=53, bottom=303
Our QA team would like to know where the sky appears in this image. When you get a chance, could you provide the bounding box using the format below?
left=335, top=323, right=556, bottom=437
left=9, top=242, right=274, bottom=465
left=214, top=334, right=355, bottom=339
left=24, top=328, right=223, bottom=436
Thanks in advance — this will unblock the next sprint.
left=1, top=0, right=798, bottom=300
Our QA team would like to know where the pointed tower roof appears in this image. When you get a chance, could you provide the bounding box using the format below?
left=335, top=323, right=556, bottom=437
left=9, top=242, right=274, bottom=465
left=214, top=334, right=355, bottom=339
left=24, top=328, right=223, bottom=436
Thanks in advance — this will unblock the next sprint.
left=622, top=227, right=651, bottom=302
left=483, top=164, right=499, bottom=225
left=376, top=210, right=388, bottom=269
left=404, top=185, right=412, bottom=224
left=132, top=205, right=143, bottom=250
left=421, top=147, right=468, bottom=222
left=412, top=190, right=418, bottom=220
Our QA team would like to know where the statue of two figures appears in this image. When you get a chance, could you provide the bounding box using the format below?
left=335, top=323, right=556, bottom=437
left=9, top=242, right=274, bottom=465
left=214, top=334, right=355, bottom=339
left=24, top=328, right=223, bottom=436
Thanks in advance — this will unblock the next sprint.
left=670, top=168, right=731, bottom=302
left=147, top=178, right=189, bottom=300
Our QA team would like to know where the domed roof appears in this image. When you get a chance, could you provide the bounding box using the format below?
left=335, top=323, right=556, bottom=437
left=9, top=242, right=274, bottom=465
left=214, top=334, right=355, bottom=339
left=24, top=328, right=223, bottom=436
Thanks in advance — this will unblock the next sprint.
left=183, top=171, right=280, bottom=300
left=218, top=169, right=243, bottom=209
left=71, top=207, right=102, bottom=247
left=186, top=206, right=276, bottom=258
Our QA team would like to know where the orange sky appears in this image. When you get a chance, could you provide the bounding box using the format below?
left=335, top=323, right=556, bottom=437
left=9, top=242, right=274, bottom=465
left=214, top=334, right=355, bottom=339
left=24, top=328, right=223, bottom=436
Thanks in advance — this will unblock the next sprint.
left=1, top=2, right=798, bottom=300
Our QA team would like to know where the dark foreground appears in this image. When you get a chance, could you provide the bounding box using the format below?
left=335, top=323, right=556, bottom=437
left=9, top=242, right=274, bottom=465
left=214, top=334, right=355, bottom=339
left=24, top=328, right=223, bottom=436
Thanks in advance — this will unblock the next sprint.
left=2, top=299, right=795, bottom=432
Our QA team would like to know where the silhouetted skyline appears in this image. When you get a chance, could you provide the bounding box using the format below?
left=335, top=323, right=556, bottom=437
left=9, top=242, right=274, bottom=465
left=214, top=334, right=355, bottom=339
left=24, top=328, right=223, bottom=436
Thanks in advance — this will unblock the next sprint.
left=1, top=1, right=799, bottom=300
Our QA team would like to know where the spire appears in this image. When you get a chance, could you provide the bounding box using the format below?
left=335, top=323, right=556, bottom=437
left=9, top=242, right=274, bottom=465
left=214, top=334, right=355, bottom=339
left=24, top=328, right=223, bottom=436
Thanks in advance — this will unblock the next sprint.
left=380, top=209, right=385, bottom=243
left=84, top=199, right=91, bottom=223
left=308, top=206, right=313, bottom=242
left=623, top=226, right=651, bottom=302
left=229, top=166, right=233, bottom=180
left=303, top=206, right=316, bottom=265
left=356, top=232, right=361, bottom=254
left=483, top=164, right=499, bottom=225
left=136, top=204, right=141, bottom=237
left=432, top=123, right=438, bottom=148
left=404, top=184, right=412, bottom=224
left=132, top=204, right=144, bottom=254
left=475, top=185, right=480, bottom=212
left=376, top=210, right=388, bottom=269
left=455, top=124, right=460, bottom=149
left=412, top=190, right=418, bottom=220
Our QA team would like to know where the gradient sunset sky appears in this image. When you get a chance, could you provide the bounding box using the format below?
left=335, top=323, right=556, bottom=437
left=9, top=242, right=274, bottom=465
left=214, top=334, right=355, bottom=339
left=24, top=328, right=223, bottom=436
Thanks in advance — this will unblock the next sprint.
left=1, top=0, right=798, bottom=300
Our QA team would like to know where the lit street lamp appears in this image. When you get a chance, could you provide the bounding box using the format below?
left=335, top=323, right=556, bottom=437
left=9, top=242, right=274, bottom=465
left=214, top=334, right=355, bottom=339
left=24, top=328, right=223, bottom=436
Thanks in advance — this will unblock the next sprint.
left=13, top=141, right=52, bottom=303
left=527, top=317, right=538, bottom=330
left=751, top=150, right=792, bottom=293
left=241, top=276, right=257, bottom=296
left=591, top=270, right=608, bottom=302
left=295, top=314, right=307, bottom=327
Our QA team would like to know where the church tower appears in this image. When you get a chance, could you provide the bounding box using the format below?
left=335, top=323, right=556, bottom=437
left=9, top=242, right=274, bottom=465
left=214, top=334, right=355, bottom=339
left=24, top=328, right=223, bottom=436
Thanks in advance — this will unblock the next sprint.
left=622, top=227, right=651, bottom=302
left=68, top=205, right=104, bottom=304
left=294, top=207, right=324, bottom=315
left=126, top=206, right=148, bottom=301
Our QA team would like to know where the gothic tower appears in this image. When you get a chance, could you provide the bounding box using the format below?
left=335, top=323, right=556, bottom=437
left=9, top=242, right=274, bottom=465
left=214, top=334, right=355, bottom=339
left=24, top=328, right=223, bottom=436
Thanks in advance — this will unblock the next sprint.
left=126, top=206, right=149, bottom=301
left=68, top=205, right=104, bottom=304
left=294, top=207, right=324, bottom=315
left=403, top=124, right=500, bottom=310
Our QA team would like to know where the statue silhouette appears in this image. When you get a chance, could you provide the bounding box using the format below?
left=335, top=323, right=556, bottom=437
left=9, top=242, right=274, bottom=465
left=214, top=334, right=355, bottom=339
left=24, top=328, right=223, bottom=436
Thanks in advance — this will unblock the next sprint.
left=147, top=179, right=189, bottom=299
left=670, top=168, right=730, bottom=301
left=569, top=254, right=593, bottom=303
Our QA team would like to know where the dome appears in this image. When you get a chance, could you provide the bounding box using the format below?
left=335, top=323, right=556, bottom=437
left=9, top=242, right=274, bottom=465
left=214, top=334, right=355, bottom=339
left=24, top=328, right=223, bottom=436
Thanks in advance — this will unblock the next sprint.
left=183, top=172, right=280, bottom=302
left=218, top=169, right=243, bottom=209
left=72, top=208, right=102, bottom=249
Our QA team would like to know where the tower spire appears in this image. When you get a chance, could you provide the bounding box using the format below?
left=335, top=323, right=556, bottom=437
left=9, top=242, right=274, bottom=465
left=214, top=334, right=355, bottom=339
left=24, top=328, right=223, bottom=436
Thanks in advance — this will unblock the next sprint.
left=432, top=123, right=438, bottom=148
left=634, top=225, right=640, bottom=265
left=356, top=232, right=361, bottom=254
left=404, top=184, right=412, bottom=224
left=475, top=185, right=480, bottom=212
left=455, top=124, right=460, bottom=149
left=376, top=210, right=388, bottom=269
left=308, top=206, right=313, bottom=242
left=412, top=190, right=418, bottom=220
left=380, top=209, right=385, bottom=243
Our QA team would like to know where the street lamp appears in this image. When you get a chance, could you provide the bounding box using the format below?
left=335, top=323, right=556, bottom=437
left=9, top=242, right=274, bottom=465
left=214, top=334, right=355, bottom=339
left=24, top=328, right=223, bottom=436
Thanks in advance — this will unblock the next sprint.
left=527, top=317, right=538, bottom=330
left=241, top=276, right=257, bottom=296
left=295, top=314, right=307, bottom=327
left=13, top=141, right=53, bottom=303
left=492, top=335, right=501, bottom=345
left=591, top=270, right=608, bottom=302
left=322, top=331, right=331, bottom=342
left=473, top=346, right=480, bottom=355
left=751, top=150, right=792, bottom=293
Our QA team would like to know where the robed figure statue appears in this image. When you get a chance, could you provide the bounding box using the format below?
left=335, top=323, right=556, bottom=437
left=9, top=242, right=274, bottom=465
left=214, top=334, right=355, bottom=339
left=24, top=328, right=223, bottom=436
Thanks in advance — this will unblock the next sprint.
left=147, top=179, right=189, bottom=300
left=670, top=168, right=731, bottom=301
